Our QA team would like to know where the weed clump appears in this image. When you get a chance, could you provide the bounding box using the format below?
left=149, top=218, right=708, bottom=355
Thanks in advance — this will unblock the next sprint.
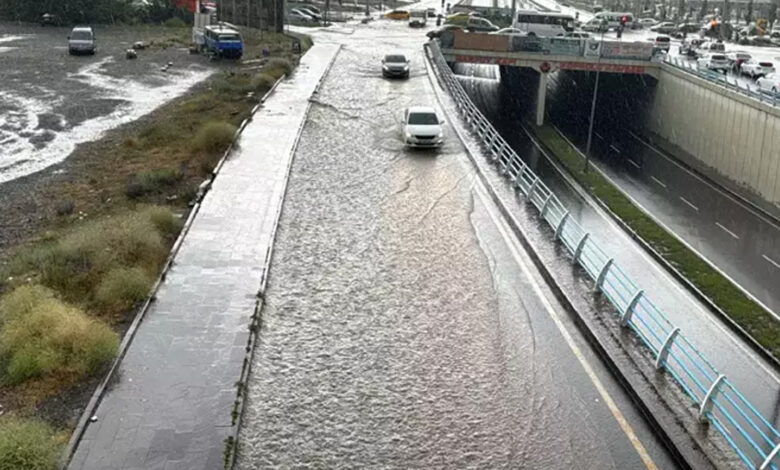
left=0, top=416, right=61, bottom=470
left=190, top=121, right=237, bottom=155
left=163, top=17, right=186, bottom=28
left=125, top=168, right=181, bottom=199
left=95, top=267, right=153, bottom=314
left=264, top=58, right=293, bottom=79
left=0, top=285, right=118, bottom=385
left=251, top=73, right=277, bottom=93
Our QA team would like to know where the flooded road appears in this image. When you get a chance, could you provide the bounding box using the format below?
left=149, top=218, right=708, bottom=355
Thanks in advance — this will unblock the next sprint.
left=0, top=23, right=211, bottom=184
left=237, top=20, right=675, bottom=469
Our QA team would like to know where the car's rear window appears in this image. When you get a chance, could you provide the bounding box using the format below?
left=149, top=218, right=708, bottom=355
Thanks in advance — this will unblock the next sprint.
left=656, top=37, right=670, bottom=42
left=711, top=54, right=727, bottom=60
left=385, top=55, right=406, bottom=62
left=760, top=62, right=774, bottom=67
left=408, top=112, right=438, bottom=125
left=71, top=30, right=92, bottom=40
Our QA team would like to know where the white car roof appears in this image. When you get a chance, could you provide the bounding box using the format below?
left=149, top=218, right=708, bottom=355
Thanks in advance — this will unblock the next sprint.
left=407, top=106, right=437, bottom=114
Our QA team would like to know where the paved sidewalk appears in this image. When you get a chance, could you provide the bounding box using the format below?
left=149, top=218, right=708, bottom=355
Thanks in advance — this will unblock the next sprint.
left=68, top=43, right=340, bottom=470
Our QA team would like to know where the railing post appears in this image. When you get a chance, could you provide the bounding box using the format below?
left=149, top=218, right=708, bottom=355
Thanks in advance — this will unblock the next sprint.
left=759, top=442, right=780, bottom=470
left=655, top=327, right=680, bottom=370
left=574, top=233, right=590, bottom=263
left=621, top=289, right=643, bottom=326
left=540, top=194, right=552, bottom=217
left=528, top=177, right=539, bottom=198
left=596, top=259, right=614, bottom=289
left=699, top=375, right=726, bottom=422
left=555, top=211, right=570, bottom=239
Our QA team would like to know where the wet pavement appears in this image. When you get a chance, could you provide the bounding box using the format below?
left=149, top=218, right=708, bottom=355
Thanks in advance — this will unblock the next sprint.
left=452, top=61, right=780, bottom=436
left=0, top=23, right=212, bottom=184
left=66, top=43, right=340, bottom=470
left=236, top=18, right=675, bottom=469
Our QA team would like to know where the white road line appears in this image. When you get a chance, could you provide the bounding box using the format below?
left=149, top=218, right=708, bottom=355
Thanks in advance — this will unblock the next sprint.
left=650, top=176, right=667, bottom=189
left=610, top=144, right=621, bottom=153
left=763, top=254, right=780, bottom=270
left=476, top=186, right=659, bottom=470
left=628, top=159, right=641, bottom=169
left=594, top=131, right=604, bottom=140
left=679, top=196, right=699, bottom=212
left=715, top=222, right=740, bottom=240
left=628, top=131, right=780, bottom=230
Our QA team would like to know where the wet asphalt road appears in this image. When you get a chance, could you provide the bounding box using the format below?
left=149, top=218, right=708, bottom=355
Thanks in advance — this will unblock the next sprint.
left=547, top=71, right=780, bottom=315
left=236, top=19, right=676, bottom=469
left=0, top=22, right=211, bottom=184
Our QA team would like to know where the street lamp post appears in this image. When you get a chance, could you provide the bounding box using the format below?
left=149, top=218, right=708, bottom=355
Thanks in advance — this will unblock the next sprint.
left=584, top=24, right=606, bottom=174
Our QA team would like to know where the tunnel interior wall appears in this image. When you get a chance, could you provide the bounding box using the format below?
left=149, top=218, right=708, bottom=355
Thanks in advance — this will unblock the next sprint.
left=647, top=66, right=780, bottom=212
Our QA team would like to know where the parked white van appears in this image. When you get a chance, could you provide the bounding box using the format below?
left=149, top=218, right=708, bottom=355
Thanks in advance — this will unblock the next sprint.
left=68, top=26, right=96, bottom=55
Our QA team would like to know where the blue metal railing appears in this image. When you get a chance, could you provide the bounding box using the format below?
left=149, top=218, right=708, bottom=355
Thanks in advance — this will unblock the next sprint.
left=664, top=55, right=780, bottom=108
left=427, top=40, right=780, bottom=470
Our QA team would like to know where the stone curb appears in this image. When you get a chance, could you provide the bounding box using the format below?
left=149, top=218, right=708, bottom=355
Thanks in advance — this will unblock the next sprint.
left=59, top=71, right=292, bottom=470
left=225, top=43, right=343, bottom=469
left=423, top=43, right=714, bottom=470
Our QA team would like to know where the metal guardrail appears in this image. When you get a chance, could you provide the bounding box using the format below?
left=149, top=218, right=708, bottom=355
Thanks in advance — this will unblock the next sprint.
left=664, top=55, right=780, bottom=107
left=427, top=40, right=780, bottom=470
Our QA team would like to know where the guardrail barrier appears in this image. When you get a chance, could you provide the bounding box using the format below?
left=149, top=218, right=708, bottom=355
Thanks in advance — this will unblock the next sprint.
left=427, top=40, right=780, bottom=470
left=665, top=55, right=780, bottom=107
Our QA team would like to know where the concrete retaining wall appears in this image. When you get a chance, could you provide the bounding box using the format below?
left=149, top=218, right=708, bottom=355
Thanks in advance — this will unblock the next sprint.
left=646, top=65, right=780, bottom=212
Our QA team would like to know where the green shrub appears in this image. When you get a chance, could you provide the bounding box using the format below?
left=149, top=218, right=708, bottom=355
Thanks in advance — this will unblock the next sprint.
left=163, top=17, right=186, bottom=28
left=95, top=267, right=153, bottom=313
left=0, top=416, right=60, bottom=470
left=8, top=211, right=169, bottom=302
left=264, top=58, right=293, bottom=79
left=190, top=122, right=237, bottom=155
left=140, top=206, right=183, bottom=238
left=0, top=285, right=118, bottom=385
left=251, top=73, right=277, bottom=93
left=125, top=169, right=181, bottom=199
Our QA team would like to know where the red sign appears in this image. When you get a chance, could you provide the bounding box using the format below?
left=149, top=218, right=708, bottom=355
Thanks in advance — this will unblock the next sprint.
left=539, top=62, right=551, bottom=73
left=558, top=61, right=645, bottom=74
left=454, top=55, right=517, bottom=66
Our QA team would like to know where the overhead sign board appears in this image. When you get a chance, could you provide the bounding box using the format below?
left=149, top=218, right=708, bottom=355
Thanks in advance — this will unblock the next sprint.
left=558, top=61, right=646, bottom=74
left=600, top=41, right=654, bottom=60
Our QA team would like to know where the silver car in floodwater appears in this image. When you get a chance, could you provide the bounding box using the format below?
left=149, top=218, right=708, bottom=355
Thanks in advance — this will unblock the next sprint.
left=68, top=26, right=96, bottom=55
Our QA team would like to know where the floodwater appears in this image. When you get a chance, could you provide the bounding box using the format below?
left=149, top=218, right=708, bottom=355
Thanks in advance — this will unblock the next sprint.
left=236, top=19, right=676, bottom=469
left=0, top=24, right=212, bottom=184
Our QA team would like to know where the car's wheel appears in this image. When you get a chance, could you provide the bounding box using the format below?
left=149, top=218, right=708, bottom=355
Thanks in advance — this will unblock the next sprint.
left=527, top=32, right=536, bottom=37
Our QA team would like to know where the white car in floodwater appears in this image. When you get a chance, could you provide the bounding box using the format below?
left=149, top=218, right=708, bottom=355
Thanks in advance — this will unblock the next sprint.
left=401, top=106, right=444, bottom=148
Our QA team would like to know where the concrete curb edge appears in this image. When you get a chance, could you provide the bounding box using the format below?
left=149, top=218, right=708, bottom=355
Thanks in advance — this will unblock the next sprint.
left=225, top=43, right=343, bottom=469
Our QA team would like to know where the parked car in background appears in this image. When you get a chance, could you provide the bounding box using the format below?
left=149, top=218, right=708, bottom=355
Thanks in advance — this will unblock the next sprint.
left=445, top=11, right=472, bottom=23
left=427, top=8, right=437, bottom=18
left=695, top=40, right=725, bottom=58
left=288, top=9, right=316, bottom=22
left=653, top=35, right=671, bottom=53
left=564, top=31, right=591, bottom=38
left=513, top=10, right=574, bottom=36
left=465, top=16, right=499, bottom=32
left=409, top=10, right=427, bottom=27
left=68, top=26, right=96, bottom=55
left=679, top=37, right=703, bottom=56
left=297, top=6, right=322, bottom=21
left=384, top=9, right=410, bottom=20
left=427, top=24, right=463, bottom=39
left=756, top=72, right=780, bottom=93
left=741, top=60, right=775, bottom=78
left=40, top=13, right=61, bottom=26
left=402, top=106, right=444, bottom=149
left=637, top=17, right=657, bottom=28
left=697, top=53, right=730, bottom=73
left=726, top=51, right=752, bottom=72
left=676, top=22, right=700, bottom=34
left=491, top=27, right=525, bottom=35
left=382, top=54, right=410, bottom=78
left=650, top=21, right=676, bottom=34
